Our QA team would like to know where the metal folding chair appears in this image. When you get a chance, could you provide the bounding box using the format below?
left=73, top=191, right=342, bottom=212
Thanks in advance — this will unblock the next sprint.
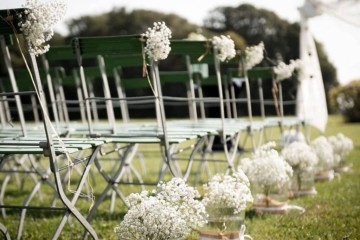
left=0, top=9, right=108, bottom=239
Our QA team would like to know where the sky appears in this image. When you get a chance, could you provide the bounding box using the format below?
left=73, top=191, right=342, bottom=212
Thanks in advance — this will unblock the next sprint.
left=1, top=0, right=359, bottom=85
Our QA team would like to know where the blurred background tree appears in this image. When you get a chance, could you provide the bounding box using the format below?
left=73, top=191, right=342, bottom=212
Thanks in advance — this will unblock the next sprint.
left=330, top=80, right=360, bottom=122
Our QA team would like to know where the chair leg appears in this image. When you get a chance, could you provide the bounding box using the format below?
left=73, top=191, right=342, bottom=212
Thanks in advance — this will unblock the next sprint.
left=51, top=147, right=100, bottom=240
left=17, top=181, right=42, bottom=240
left=83, top=144, right=136, bottom=240
left=183, top=137, right=205, bottom=181
left=0, top=223, right=11, bottom=240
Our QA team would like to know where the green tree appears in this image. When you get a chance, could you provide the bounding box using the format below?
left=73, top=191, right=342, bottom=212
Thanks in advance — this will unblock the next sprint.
left=66, top=8, right=200, bottom=39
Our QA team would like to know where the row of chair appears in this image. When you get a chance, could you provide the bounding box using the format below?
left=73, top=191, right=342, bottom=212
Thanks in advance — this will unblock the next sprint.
left=0, top=8, right=308, bottom=239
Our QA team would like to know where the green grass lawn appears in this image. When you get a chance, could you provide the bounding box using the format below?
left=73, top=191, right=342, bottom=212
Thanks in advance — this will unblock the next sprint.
left=1, top=115, right=359, bottom=239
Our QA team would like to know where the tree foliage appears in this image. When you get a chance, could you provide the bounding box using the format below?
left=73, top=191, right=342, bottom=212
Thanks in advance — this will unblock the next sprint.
left=67, top=8, right=200, bottom=39
left=329, top=80, right=360, bottom=122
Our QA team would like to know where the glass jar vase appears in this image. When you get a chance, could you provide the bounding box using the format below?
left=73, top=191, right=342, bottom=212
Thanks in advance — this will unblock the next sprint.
left=199, top=207, right=245, bottom=240
left=289, top=170, right=317, bottom=197
left=334, top=157, right=352, bottom=173
left=315, top=169, right=335, bottom=182
left=252, top=183, right=289, bottom=214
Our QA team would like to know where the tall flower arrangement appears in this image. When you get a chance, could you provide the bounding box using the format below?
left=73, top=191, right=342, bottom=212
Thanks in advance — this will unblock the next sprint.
left=328, top=133, right=353, bottom=170
left=240, top=142, right=293, bottom=208
left=202, top=170, right=253, bottom=216
left=311, top=136, right=335, bottom=172
left=114, top=178, right=207, bottom=240
left=311, top=136, right=336, bottom=181
left=212, top=35, right=236, bottom=62
left=244, top=42, right=265, bottom=70
left=282, top=141, right=318, bottom=174
left=200, top=170, right=253, bottom=239
left=17, top=0, right=67, bottom=56
left=282, top=142, right=319, bottom=195
left=142, top=21, right=172, bottom=61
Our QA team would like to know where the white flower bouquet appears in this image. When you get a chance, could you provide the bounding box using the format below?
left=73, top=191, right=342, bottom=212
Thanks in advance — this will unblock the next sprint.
left=328, top=133, right=353, bottom=171
left=212, top=35, right=236, bottom=62
left=282, top=141, right=318, bottom=174
left=142, top=21, right=172, bottom=61
left=244, top=42, right=264, bottom=70
left=274, top=59, right=302, bottom=81
left=114, top=178, right=207, bottom=240
left=200, top=170, right=253, bottom=239
left=18, top=0, right=67, bottom=56
left=240, top=142, right=293, bottom=212
left=282, top=141, right=319, bottom=196
left=311, top=136, right=336, bottom=181
left=202, top=170, right=253, bottom=216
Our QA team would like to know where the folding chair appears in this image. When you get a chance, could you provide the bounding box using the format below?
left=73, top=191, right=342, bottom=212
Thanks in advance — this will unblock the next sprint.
left=0, top=9, right=108, bottom=239
left=67, top=35, right=219, bottom=235
left=164, top=40, right=264, bottom=179
left=245, top=67, right=309, bottom=144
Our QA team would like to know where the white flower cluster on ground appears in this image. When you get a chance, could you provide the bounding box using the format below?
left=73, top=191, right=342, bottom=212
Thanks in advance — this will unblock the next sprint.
left=240, top=142, right=293, bottom=190
left=281, top=141, right=319, bottom=173
left=311, top=136, right=335, bottom=171
left=18, top=0, right=67, bottom=56
left=114, top=178, right=207, bottom=240
left=328, top=133, right=353, bottom=164
left=212, top=35, right=236, bottom=62
left=142, top=21, right=172, bottom=61
left=202, top=169, right=253, bottom=216
left=273, top=59, right=302, bottom=81
left=245, top=42, right=264, bottom=70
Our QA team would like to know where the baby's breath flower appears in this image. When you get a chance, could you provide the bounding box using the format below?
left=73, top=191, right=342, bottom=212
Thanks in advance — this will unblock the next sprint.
left=311, top=136, right=335, bottom=171
left=240, top=142, right=293, bottom=190
left=282, top=141, right=319, bottom=173
left=245, top=42, right=264, bottom=69
left=18, top=0, right=67, bottom=56
left=274, top=59, right=302, bottom=81
left=202, top=169, right=253, bottom=216
left=328, top=133, right=353, bottom=164
left=115, top=178, right=207, bottom=240
left=142, top=21, right=172, bottom=61
left=212, top=35, right=236, bottom=62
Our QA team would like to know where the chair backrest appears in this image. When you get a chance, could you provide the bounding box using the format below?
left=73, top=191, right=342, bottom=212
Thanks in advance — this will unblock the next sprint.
left=45, top=45, right=98, bottom=125
left=247, top=67, right=283, bottom=120
left=167, top=40, right=241, bottom=121
left=0, top=32, right=28, bottom=136
left=71, top=34, right=178, bottom=167
left=72, top=35, right=146, bottom=134
left=0, top=8, right=64, bottom=162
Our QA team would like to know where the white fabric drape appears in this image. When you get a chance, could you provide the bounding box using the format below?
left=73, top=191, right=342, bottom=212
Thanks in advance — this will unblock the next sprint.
left=296, top=12, right=328, bottom=133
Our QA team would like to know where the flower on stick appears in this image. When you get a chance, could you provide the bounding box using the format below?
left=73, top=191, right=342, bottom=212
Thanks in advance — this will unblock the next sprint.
left=142, top=21, right=172, bottom=61
left=212, top=35, right=236, bottom=62
left=244, top=42, right=264, bottom=70
left=274, top=59, right=302, bottom=81
left=18, top=0, right=67, bottom=56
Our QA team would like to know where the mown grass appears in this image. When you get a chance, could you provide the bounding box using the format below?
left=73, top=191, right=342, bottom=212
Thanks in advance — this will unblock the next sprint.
left=0, top=115, right=359, bottom=239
